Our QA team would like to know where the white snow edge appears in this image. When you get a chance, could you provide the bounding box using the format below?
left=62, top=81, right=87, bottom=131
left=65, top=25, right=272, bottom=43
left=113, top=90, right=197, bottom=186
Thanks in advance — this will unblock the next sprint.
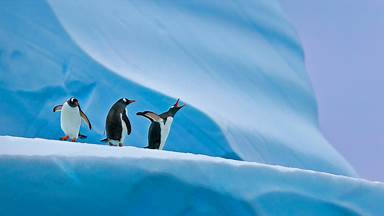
left=0, top=135, right=382, bottom=187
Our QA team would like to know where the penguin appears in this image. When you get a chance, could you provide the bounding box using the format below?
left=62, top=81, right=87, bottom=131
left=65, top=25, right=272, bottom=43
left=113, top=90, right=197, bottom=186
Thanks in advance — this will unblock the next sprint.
left=136, top=98, right=185, bottom=150
left=53, top=97, right=92, bottom=142
left=101, top=98, right=135, bottom=147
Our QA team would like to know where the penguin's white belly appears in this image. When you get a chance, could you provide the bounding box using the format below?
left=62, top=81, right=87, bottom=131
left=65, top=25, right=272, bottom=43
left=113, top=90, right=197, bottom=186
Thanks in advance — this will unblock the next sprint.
left=60, top=103, right=81, bottom=139
left=159, top=117, right=173, bottom=150
left=120, top=113, right=127, bottom=143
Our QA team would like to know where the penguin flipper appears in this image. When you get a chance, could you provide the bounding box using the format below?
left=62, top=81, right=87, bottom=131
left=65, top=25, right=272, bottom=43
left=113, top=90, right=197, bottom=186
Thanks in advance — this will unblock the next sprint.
left=79, top=106, right=92, bottom=130
left=148, top=122, right=161, bottom=149
left=136, top=111, right=161, bottom=122
left=122, top=113, right=131, bottom=135
left=53, top=105, right=63, bottom=112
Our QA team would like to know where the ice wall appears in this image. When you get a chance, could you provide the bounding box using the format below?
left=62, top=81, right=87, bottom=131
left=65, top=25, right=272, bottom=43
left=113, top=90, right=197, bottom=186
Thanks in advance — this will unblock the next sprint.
left=0, top=0, right=355, bottom=176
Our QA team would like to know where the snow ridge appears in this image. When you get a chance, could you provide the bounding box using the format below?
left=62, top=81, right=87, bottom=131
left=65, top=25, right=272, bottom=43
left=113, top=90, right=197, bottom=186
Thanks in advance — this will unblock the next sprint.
left=0, top=136, right=383, bottom=216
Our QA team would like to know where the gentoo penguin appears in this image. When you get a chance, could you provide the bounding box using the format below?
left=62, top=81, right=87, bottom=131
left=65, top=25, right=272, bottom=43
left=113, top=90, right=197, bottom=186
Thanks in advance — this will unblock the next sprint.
left=136, top=98, right=185, bottom=150
left=53, top=97, right=92, bottom=142
left=101, top=98, right=135, bottom=147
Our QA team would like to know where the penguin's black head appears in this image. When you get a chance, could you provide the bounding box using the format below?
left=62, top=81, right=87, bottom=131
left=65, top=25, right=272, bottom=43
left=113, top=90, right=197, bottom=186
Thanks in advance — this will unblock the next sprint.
left=167, top=98, right=185, bottom=117
left=67, top=97, right=79, bottom=107
left=120, top=98, right=136, bottom=106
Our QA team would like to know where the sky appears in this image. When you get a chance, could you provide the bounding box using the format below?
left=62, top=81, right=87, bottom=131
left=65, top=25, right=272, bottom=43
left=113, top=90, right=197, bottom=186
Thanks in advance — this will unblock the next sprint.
left=279, top=0, right=384, bottom=181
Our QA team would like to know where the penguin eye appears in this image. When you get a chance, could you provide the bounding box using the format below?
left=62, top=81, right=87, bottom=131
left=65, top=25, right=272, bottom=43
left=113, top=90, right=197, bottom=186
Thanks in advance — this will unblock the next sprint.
left=123, top=98, right=127, bottom=103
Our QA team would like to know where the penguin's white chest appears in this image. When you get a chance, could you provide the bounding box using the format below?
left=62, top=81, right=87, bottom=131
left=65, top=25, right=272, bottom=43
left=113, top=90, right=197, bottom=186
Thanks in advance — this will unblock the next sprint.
left=120, top=113, right=127, bottom=143
left=159, top=117, right=173, bottom=150
left=60, top=102, right=81, bottom=138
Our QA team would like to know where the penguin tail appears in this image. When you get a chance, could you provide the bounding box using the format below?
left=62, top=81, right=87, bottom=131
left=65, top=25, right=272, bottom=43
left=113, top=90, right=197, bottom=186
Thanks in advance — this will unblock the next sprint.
left=78, top=134, right=87, bottom=139
left=100, top=138, right=109, bottom=143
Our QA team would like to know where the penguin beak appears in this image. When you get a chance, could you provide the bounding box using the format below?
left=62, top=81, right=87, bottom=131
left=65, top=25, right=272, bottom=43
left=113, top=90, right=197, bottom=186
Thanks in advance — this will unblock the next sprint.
left=174, top=98, right=185, bottom=109
left=174, top=98, right=180, bottom=107
left=128, top=100, right=136, bottom=104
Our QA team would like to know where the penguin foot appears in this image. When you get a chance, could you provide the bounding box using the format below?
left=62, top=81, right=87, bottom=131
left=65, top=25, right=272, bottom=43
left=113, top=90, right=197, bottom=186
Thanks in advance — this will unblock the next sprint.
left=71, top=138, right=77, bottom=142
left=60, top=136, right=69, bottom=141
left=119, top=143, right=123, bottom=147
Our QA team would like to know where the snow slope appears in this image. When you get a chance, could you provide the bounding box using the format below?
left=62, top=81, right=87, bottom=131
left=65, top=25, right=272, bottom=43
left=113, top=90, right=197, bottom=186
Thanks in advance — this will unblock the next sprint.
left=0, top=136, right=383, bottom=216
left=0, top=0, right=355, bottom=176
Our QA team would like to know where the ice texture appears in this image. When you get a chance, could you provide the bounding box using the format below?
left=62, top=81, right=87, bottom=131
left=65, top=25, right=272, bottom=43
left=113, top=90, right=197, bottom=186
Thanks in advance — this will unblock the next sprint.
left=0, top=0, right=355, bottom=176
left=0, top=136, right=382, bottom=216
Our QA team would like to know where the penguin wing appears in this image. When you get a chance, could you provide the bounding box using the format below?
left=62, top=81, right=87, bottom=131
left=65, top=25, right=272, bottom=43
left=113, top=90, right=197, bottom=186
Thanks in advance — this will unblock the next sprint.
left=53, top=105, right=63, bottom=112
left=79, top=106, right=92, bottom=130
left=122, top=113, right=131, bottom=135
left=136, top=111, right=161, bottom=122
left=148, top=122, right=161, bottom=149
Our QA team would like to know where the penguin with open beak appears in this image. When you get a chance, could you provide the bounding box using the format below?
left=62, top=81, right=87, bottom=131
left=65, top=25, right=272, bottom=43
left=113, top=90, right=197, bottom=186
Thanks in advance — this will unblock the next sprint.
left=101, top=98, right=135, bottom=147
left=53, top=97, right=92, bottom=142
left=137, top=98, right=185, bottom=150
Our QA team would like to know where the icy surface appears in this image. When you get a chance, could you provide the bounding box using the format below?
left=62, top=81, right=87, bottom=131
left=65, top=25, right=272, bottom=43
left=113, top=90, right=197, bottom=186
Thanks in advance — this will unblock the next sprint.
left=0, top=136, right=383, bottom=216
left=0, top=0, right=355, bottom=175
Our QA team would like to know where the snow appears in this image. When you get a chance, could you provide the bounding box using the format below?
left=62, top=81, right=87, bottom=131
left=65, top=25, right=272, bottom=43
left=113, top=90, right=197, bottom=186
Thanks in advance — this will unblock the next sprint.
left=0, top=0, right=357, bottom=177
left=0, top=136, right=383, bottom=215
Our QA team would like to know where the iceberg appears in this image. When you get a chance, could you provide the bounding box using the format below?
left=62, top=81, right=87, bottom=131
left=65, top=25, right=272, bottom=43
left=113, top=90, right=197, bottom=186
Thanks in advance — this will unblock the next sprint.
left=0, top=0, right=355, bottom=176
left=0, top=136, right=383, bottom=215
